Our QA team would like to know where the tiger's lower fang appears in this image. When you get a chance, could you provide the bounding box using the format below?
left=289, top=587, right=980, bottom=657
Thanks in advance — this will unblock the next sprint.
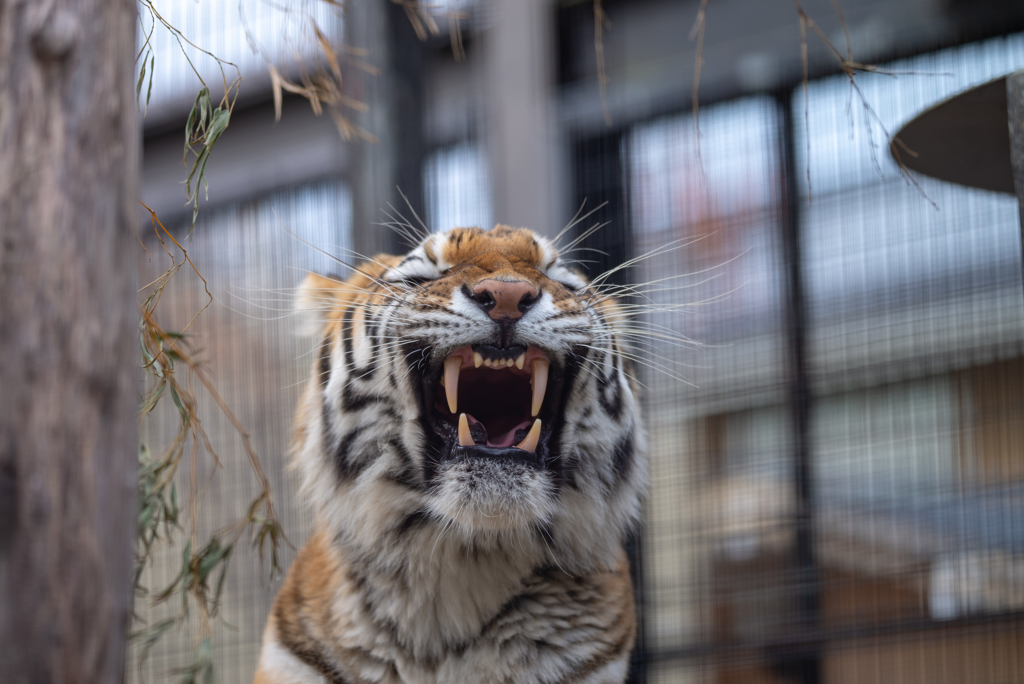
left=514, top=419, right=542, bottom=453
left=458, top=413, right=474, bottom=446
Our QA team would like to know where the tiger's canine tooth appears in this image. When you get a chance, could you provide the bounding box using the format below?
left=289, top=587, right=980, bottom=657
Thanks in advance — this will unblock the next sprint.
left=444, top=356, right=461, bottom=413
left=530, top=358, right=549, bottom=417
left=458, top=413, right=474, bottom=446
left=473, top=352, right=483, bottom=368
left=515, top=354, right=525, bottom=370
left=514, top=419, right=542, bottom=453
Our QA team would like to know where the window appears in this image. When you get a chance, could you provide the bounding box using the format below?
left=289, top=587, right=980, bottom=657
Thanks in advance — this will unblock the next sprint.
left=138, top=0, right=342, bottom=109
left=424, top=142, right=493, bottom=232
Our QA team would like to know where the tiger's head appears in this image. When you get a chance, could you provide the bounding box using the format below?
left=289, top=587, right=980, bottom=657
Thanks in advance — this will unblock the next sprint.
left=294, top=225, right=646, bottom=570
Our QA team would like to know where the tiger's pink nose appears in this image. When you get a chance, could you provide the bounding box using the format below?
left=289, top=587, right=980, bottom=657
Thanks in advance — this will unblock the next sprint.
left=470, top=279, right=540, bottom=320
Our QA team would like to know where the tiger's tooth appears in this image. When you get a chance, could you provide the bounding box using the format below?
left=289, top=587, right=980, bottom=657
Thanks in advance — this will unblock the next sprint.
left=444, top=356, right=461, bottom=413
left=515, top=354, right=525, bottom=370
left=531, top=358, right=549, bottom=417
left=473, top=352, right=483, bottom=368
left=506, top=358, right=514, bottom=367
left=484, top=358, right=493, bottom=368
left=458, top=413, right=474, bottom=447
left=515, top=419, right=542, bottom=453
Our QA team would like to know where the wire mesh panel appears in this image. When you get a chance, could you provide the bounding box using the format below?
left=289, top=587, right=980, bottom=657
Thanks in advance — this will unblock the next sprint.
left=796, top=32, right=1024, bottom=684
left=128, top=5, right=1024, bottom=682
left=623, top=96, right=790, bottom=684
left=424, top=142, right=493, bottom=232
left=603, top=30, right=1024, bottom=684
left=138, top=0, right=342, bottom=109
left=131, top=180, right=351, bottom=684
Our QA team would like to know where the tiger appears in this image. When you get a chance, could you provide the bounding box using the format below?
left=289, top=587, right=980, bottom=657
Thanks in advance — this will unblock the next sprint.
left=255, top=225, right=648, bottom=684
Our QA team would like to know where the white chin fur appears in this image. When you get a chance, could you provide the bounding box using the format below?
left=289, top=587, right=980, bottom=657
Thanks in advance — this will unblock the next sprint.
left=427, top=459, right=556, bottom=532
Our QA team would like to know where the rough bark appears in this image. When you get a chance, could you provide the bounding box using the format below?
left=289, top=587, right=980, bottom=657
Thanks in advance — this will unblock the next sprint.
left=0, top=1, right=139, bottom=683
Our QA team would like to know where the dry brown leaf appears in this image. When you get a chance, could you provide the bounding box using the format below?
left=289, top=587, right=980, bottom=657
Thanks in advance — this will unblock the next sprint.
left=269, top=64, right=283, bottom=122
left=313, top=21, right=342, bottom=80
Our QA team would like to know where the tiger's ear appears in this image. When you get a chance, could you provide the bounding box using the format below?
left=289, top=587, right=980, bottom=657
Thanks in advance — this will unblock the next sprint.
left=294, top=272, right=347, bottom=337
left=293, top=256, right=404, bottom=336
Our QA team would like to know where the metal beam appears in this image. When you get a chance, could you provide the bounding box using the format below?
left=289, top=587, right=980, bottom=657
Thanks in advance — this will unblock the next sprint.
left=778, top=89, right=822, bottom=684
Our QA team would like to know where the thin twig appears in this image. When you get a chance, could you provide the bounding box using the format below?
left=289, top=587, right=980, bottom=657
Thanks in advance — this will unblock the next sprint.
left=799, top=12, right=810, bottom=201
left=594, top=0, right=612, bottom=126
left=689, top=0, right=709, bottom=182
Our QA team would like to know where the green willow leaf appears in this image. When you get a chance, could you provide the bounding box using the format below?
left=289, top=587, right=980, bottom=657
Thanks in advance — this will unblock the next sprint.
left=135, top=54, right=147, bottom=107
left=145, top=54, right=155, bottom=111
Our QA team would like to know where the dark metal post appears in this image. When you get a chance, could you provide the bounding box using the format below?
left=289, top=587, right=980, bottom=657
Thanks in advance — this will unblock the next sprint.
left=346, top=0, right=426, bottom=258
left=777, top=90, right=821, bottom=684
left=571, top=132, right=632, bottom=286
left=1006, top=71, right=1024, bottom=307
left=571, top=129, right=647, bottom=683
left=386, top=0, right=427, bottom=242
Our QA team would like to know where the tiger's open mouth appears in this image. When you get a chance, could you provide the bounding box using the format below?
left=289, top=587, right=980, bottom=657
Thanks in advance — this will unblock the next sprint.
left=427, top=344, right=562, bottom=470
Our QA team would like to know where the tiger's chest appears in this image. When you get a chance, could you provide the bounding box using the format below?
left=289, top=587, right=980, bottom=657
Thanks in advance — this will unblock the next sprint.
left=261, top=538, right=636, bottom=684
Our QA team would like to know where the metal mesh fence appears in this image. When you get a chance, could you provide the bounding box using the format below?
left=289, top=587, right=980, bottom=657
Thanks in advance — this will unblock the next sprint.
left=588, top=30, right=1024, bottom=684
left=131, top=180, right=351, bottom=684
left=131, top=10, right=1024, bottom=684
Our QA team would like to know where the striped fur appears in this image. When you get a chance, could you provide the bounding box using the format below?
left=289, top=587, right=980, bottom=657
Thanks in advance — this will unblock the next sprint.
left=256, top=226, right=647, bottom=684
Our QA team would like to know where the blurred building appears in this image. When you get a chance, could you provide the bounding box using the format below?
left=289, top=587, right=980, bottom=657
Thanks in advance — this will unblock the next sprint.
left=134, top=1, right=1024, bottom=682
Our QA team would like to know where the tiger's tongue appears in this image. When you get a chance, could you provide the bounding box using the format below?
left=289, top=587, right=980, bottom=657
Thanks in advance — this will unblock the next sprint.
left=465, top=414, right=532, bottom=448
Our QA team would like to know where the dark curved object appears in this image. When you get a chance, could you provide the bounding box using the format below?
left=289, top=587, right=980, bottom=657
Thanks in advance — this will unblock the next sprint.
left=892, top=76, right=1015, bottom=195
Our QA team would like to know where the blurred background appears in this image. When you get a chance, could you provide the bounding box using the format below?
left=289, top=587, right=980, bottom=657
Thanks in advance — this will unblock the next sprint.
left=134, top=0, right=1024, bottom=682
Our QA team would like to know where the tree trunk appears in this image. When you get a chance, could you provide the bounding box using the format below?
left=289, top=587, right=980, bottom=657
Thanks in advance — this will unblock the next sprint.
left=0, top=1, right=138, bottom=682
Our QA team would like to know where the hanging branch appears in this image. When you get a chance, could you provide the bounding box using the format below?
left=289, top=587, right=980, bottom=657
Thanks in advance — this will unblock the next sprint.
left=594, top=0, right=613, bottom=126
